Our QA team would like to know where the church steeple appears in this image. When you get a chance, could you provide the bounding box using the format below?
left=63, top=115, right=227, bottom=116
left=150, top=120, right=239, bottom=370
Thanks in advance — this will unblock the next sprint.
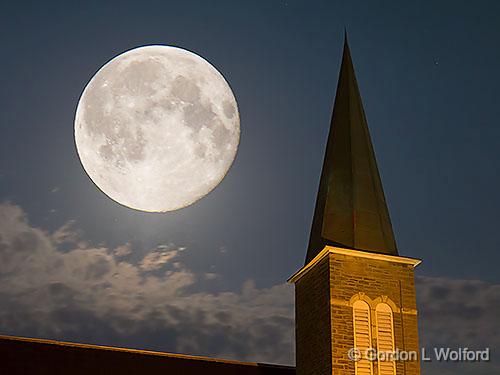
left=290, top=37, right=421, bottom=375
left=306, top=36, right=397, bottom=263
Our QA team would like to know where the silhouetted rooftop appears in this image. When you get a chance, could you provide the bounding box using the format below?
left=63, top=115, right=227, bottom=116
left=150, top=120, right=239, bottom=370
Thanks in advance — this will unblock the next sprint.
left=0, top=335, right=295, bottom=375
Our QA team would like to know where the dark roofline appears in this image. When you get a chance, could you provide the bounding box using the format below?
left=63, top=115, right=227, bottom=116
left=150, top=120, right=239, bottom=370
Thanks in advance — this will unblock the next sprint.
left=0, top=334, right=294, bottom=370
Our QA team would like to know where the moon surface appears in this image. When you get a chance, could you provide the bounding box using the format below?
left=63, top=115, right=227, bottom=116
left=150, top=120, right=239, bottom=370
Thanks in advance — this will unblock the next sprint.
left=75, top=45, right=240, bottom=212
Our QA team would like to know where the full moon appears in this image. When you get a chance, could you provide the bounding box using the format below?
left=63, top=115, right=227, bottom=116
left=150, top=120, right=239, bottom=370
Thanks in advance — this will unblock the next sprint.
left=75, top=45, right=240, bottom=212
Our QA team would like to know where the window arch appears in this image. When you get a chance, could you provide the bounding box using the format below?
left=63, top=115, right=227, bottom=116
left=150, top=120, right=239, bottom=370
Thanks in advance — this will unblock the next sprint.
left=352, top=300, right=373, bottom=375
left=375, top=303, right=396, bottom=375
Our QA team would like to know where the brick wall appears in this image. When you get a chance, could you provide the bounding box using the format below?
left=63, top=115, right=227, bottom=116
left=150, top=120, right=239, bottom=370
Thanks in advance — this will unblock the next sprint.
left=295, top=256, right=332, bottom=375
left=294, top=250, right=421, bottom=375
left=329, top=252, right=420, bottom=375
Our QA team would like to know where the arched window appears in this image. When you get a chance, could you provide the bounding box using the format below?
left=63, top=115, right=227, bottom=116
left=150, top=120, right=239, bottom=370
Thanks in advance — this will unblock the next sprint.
left=376, top=303, right=396, bottom=375
left=352, top=300, right=373, bottom=375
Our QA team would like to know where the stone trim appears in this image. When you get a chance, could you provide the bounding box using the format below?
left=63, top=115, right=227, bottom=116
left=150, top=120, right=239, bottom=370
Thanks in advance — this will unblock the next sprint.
left=289, top=246, right=422, bottom=284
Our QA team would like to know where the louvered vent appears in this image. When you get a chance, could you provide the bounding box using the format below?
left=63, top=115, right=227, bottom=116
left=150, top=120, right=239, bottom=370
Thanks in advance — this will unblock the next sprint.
left=352, top=300, right=373, bottom=375
left=376, top=303, right=396, bottom=375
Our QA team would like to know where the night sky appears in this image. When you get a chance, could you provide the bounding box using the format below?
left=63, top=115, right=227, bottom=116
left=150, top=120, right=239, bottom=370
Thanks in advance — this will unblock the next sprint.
left=1, top=1, right=499, bottom=374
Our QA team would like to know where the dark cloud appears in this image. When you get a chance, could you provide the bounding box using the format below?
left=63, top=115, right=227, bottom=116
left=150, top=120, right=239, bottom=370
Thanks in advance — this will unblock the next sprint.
left=0, top=202, right=294, bottom=365
left=1, top=202, right=499, bottom=373
left=417, top=276, right=500, bottom=374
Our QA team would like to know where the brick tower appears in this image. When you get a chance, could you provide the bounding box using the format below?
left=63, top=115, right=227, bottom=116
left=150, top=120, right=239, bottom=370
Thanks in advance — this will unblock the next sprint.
left=289, top=36, right=421, bottom=375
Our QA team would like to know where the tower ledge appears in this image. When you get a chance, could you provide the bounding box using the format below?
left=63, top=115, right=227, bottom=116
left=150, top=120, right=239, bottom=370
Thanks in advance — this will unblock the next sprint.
left=288, top=246, right=421, bottom=284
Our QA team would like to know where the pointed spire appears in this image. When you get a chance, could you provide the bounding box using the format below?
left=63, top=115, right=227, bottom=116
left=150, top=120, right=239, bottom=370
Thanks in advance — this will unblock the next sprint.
left=305, top=37, right=398, bottom=264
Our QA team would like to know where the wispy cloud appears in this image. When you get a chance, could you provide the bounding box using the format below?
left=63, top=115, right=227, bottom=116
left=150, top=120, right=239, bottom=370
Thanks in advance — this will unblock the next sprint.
left=113, top=243, right=132, bottom=257
left=0, top=203, right=294, bottom=365
left=139, top=245, right=184, bottom=271
left=51, top=220, right=79, bottom=245
left=0, top=202, right=499, bottom=372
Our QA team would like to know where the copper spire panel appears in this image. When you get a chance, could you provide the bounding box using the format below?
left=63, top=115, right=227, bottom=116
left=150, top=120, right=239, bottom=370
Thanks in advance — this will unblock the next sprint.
left=306, top=37, right=398, bottom=264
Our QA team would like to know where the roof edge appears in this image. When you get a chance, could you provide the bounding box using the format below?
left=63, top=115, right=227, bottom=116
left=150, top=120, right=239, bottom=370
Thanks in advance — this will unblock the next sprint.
left=0, top=334, right=294, bottom=369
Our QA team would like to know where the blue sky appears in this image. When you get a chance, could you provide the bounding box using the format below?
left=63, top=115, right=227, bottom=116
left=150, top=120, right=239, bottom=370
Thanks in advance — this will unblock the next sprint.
left=1, top=1, right=499, bottom=373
